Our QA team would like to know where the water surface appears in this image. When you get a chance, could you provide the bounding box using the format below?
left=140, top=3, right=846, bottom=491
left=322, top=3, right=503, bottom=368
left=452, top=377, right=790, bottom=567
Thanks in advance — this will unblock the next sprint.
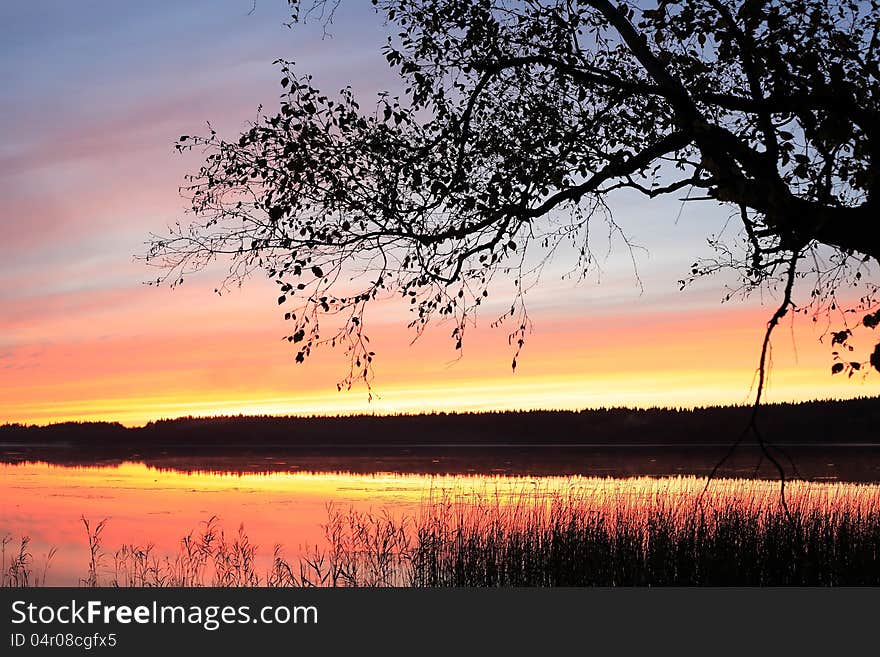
left=5, top=449, right=880, bottom=585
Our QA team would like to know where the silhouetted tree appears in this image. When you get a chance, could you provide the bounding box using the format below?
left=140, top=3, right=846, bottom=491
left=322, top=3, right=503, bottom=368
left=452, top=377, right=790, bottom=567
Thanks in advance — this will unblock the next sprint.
left=147, top=0, right=880, bottom=396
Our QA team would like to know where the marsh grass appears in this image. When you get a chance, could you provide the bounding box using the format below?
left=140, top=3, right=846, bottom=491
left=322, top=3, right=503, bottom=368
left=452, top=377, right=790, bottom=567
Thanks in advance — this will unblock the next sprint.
left=407, top=477, right=880, bottom=585
left=107, top=517, right=261, bottom=587
left=1, top=534, right=56, bottom=587
left=4, top=476, right=880, bottom=586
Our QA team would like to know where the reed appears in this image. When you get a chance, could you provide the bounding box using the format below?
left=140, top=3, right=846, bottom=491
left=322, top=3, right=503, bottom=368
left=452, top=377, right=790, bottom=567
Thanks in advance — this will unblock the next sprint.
left=1, top=534, right=56, bottom=587
left=4, top=476, right=880, bottom=586
left=405, top=477, right=880, bottom=586
left=107, top=516, right=261, bottom=587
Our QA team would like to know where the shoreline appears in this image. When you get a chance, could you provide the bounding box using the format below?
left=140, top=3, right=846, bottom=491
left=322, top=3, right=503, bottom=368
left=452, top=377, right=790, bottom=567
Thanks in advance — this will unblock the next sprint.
left=5, top=442, right=880, bottom=482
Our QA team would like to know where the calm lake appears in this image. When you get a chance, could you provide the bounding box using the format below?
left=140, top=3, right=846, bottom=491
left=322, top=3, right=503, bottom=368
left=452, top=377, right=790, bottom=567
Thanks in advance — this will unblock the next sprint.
left=5, top=446, right=880, bottom=585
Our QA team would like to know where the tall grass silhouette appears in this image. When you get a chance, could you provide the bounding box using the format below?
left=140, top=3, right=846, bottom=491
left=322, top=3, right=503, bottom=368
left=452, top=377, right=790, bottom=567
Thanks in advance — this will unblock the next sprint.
left=4, top=476, right=880, bottom=586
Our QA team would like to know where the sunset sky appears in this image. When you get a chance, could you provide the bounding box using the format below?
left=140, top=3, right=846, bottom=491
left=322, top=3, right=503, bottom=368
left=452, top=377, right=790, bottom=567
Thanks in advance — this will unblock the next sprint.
left=2, top=0, right=876, bottom=426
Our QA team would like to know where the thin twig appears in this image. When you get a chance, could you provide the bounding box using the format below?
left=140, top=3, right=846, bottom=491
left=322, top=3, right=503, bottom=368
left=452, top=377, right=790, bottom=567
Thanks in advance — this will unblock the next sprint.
left=702, top=250, right=800, bottom=519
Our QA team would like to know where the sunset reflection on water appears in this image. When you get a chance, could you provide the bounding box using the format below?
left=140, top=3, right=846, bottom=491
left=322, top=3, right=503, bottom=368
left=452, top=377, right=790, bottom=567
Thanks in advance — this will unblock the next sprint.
left=4, top=461, right=880, bottom=585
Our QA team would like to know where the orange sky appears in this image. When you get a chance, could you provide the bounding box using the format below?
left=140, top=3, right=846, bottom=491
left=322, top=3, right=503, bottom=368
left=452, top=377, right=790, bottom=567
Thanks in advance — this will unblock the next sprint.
left=2, top=2, right=877, bottom=427
left=2, top=273, right=875, bottom=426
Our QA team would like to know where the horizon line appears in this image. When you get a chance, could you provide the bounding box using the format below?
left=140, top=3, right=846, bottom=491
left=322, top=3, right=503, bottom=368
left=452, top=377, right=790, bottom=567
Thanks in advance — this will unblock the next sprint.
left=5, top=394, right=878, bottom=430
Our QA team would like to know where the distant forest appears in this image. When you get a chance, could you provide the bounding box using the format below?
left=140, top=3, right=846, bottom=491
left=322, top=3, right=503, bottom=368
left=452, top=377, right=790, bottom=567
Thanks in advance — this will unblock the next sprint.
left=3, top=397, right=879, bottom=447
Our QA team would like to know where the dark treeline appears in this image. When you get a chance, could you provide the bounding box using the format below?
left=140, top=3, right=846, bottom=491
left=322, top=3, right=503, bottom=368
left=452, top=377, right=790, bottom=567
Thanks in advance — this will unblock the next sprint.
left=2, top=397, right=879, bottom=447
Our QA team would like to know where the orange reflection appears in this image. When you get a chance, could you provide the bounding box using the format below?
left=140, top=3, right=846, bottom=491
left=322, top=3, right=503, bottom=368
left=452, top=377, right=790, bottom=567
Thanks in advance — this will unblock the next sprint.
left=4, top=462, right=880, bottom=585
